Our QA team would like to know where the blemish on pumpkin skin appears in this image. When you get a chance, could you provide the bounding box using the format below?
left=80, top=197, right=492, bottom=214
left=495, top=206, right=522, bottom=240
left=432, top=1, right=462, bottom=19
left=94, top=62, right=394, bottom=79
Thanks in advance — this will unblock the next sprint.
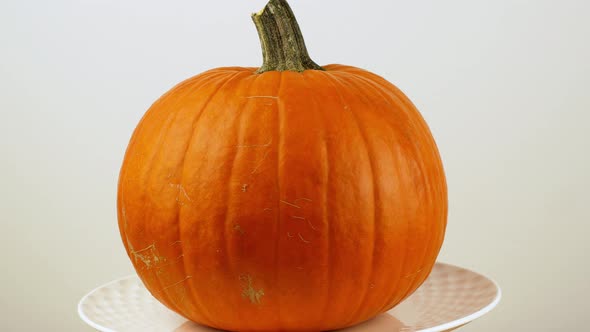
left=280, top=200, right=301, bottom=209
left=280, top=198, right=312, bottom=209
left=131, top=243, right=166, bottom=269
left=121, top=206, right=128, bottom=229
left=233, top=224, right=245, bottom=236
left=157, top=254, right=184, bottom=274
left=307, top=220, right=319, bottom=231
left=241, top=184, right=249, bottom=192
left=160, top=254, right=184, bottom=266
left=239, top=275, right=265, bottom=304
left=291, top=216, right=319, bottom=232
left=236, top=139, right=273, bottom=149
left=169, top=183, right=193, bottom=202
left=294, top=198, right=312, bottom=204
left=245, top=96, right=279, bottom=100
left=177, top=289, right=188, bottom=305
left=163, top=276, right=192, bottom=290
left=298, top=233, right=311, bottom=244
left=403, top=268, right=424, bottom=279
left=251, top=149, right=271, bottom=174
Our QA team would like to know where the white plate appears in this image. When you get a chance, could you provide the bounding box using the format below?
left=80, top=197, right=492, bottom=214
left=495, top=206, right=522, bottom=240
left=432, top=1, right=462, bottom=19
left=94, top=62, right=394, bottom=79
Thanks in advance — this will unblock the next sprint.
left=78, top=262, right=500, bottom=332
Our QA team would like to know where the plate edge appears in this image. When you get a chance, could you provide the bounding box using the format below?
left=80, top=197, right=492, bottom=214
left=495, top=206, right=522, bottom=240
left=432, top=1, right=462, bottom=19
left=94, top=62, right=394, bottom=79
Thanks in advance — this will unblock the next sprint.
left=416, top=264, right=502, bottom=332
left=77, top=275, right=137, bottom=332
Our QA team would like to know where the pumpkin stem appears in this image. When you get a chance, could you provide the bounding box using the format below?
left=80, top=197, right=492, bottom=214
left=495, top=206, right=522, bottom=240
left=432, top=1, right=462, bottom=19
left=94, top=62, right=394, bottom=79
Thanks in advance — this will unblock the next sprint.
left=252, top=0, right=324, bottom=73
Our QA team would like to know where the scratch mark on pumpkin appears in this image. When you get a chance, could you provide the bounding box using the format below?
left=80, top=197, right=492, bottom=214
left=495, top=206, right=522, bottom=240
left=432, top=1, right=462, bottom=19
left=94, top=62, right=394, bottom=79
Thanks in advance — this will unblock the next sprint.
left=132, top=244, right=155, bottom=254
left=298, top=233, right=310, bottom=244
left=404, top=268, right=424, bottom=279
left=294, top=198, right=312, bottom=204
left=241, top=184, right=249, bottom=192
left=280, top=200, right=301, bottom=209
left=178, top=290, right=188, bottom=304
left=251, top=149, right=271, bottom=174
left=170, top=183, right=193, bottom=202
left=245, top=95, right=279, bottom=100
left=169, top=241, right=182, bottom=247
left=236, top=139, right=273, bottom=149
left=290, top=215, right=319, bottom=231
left=263, top=208, right=273, bottom=212
left=179, top=186, right=192, bottom=202
left=307, top=219, right=319, bottom=231
left=239, top=275, right=265, bottom=304
left=163, top=276, right=192, bottom=290
left=287, top=232, right=294, bottom=238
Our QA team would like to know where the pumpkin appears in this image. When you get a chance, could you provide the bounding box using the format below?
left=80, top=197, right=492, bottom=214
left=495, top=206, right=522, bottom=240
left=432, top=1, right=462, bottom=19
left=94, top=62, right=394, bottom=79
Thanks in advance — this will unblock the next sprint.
left=118, top=0, right=447, bottom=331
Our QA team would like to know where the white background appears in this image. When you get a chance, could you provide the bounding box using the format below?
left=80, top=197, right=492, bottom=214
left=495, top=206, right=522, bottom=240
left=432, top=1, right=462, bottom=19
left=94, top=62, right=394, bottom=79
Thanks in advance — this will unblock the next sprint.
left=1, top=0, right=589, bottom=331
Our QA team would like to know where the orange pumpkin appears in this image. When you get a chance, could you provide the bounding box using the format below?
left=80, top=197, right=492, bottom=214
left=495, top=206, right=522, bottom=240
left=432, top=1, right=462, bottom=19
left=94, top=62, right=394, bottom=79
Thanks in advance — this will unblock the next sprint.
left=118, top=0, right=447, bottom=331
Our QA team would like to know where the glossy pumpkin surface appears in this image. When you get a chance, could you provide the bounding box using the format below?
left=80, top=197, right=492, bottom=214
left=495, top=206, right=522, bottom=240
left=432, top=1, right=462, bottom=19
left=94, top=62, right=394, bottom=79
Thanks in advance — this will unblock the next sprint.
left=118, top=64, right=447, bottom=331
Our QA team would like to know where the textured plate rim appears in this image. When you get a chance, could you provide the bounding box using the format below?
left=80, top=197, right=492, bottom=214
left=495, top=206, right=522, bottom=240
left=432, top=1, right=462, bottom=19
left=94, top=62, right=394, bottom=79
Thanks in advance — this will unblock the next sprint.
left=417, top=263, right=502, bottom=332
left=78, top=275, right=133, bottom=332
left=78, top=262, right=501, bottom=332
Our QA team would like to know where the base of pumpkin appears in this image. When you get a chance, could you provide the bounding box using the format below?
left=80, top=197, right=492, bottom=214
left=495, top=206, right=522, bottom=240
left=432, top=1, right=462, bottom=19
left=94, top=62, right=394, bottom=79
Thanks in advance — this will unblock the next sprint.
left=173, top=315, right=469, bottom=332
